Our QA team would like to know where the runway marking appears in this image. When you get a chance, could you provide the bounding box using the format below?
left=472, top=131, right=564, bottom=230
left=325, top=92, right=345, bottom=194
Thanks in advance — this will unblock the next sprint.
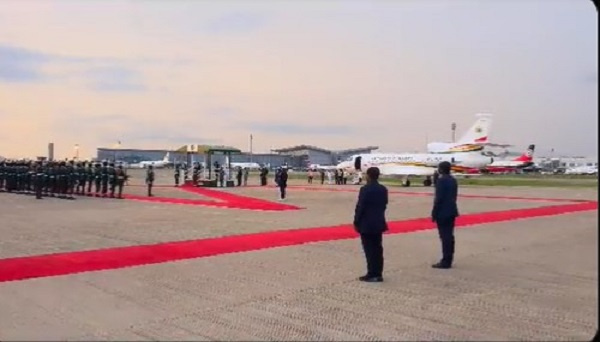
left=0, top=200, right=595, bottom=283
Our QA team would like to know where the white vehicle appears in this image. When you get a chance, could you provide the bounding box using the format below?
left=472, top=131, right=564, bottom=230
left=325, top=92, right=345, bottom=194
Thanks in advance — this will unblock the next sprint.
left=131, top=152, right=171, bottom=169
left=565, top=166, right=598, bottom=175
left=308, top=163, right=337, bottom=171
left=337, top=151, right=492, bottom=186
left=230, top=162, right=261, bottom=170
left=427, top=113, right=511, bottom=153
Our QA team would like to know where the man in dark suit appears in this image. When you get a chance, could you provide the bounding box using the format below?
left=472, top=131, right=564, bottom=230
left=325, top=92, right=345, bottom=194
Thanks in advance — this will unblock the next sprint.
left=278, top=166, right=288, bottom=200
left=431, top=161, right=459, bottom=269
left=353, top=167, right=388, bottom=282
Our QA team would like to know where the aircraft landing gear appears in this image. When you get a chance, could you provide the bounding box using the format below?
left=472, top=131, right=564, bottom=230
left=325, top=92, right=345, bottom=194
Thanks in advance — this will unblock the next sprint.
left=401, top=177, right=411, bottom=187
left=423, top=176, right=432, bottom=187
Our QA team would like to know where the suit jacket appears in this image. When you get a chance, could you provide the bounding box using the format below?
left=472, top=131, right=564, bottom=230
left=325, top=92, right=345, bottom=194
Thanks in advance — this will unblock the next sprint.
left=432, top=175, right=459, bottom=221
left=353, top=181, right=388, bottom=234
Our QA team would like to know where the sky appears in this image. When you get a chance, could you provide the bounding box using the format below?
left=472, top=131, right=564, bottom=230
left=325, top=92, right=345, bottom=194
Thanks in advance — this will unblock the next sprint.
left=0, top=0, right=597, bottom=160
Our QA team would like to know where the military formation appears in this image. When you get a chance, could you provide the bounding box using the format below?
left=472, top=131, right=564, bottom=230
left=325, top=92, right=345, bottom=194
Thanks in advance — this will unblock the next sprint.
left=0, top=160, right=129, bottom=200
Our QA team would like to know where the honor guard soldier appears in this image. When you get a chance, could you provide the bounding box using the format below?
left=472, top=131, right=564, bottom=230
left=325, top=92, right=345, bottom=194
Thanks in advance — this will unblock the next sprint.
left=57, top=161, right=68, bottom=199
left=236, top=167, right=243, bottom=186
left=34, top=162, right=45, bottom=199
left=46, top=162, right=56, bottom=197
left=86, top=162, right=94, bottom=195
left=145, top=165, right=155, bottom=196
left=67, top=160, right=76, bottom=199
left=174, top=164, right=181, bottom=186
left=243, top=167, right=249, bottom=186
left=192, top=164, right=199, bottom=185
left=0, top=160, right=6, bottom=192
left=183, top=163, right=189, bottom=182
left=100, top=161, right=109, bottom=197
left=115, top=164, right=128, bottom=198
left=108, top=162, right=117, bottom=198
left=259, top=166, right=268, bottom=186
left=93, top=163, right=102, bottom=196
left=76, top=162, right=86, bottom=195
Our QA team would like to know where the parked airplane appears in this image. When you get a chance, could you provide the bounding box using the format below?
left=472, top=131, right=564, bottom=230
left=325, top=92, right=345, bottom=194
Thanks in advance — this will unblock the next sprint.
left=481, top=144, right=535, bottom=174
left=427, top=113, right=510, bottom=153
left=230, top=162, right=261, bottom=170
left=336, top=151, right=493, bottom=186
left=131, top=152, right=171, bottom=169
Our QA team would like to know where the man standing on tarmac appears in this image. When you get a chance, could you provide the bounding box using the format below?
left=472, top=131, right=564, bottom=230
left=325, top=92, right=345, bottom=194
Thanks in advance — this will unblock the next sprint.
left=431, top=161, right=459, bottom=269
left=278, top=166, right=289, bottom=200
left=146, top=165, right=155, bottom=197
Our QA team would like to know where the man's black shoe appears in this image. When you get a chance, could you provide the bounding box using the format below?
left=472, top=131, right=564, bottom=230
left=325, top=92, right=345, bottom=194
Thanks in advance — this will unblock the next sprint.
left=358, top=275, right=383, bottom=282
left=431, top=262, right=452, bottom=269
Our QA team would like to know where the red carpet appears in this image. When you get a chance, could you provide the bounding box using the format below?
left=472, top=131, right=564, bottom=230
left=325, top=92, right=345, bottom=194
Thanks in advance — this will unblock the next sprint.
left=122, top=185, right=301, bottom=211
left=0, top=200, right=595, bottom=283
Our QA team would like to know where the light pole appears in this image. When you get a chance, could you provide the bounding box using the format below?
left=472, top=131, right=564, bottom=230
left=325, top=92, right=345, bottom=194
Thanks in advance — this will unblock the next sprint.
left=74, top=144, right=80, bottom=160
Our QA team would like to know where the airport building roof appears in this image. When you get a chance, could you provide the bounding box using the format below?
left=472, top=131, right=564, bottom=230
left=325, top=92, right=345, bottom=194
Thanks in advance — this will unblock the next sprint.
left=271, top=145, right=378, bottom=154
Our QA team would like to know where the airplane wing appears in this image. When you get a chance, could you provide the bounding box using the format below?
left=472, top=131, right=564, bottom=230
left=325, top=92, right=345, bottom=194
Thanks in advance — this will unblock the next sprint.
left=379, top=164, right=435, bottom=177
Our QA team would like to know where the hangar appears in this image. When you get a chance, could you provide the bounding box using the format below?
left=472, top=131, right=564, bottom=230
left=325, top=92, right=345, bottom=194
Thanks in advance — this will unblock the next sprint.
left=96, top=144, right=378, bottom=169
left=271, top=145, right=379, bottom=166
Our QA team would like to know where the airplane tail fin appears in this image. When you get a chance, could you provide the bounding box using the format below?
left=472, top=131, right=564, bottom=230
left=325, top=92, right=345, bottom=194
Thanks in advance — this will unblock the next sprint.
left=457, top=113, right=493, bottom=144
left=514, top=144, right=535, bottom=162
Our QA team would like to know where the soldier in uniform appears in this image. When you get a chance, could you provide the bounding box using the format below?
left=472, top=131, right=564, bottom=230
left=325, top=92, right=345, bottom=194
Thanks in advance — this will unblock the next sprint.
left=100, top=161, right=109, bottom=198
left=108, top=162, right=117, bottom=198
left=46, top=162, right=57, bottom=197
left=0, top=160, right=5, bottom=192
left=259, top=166, right=268, bottom=186
left=243, top=167, right=249, bottom=186
left=174, top=164, right=181, bottom=186
left=67, top=160, right=77, bottom=199
left=218, top=167, right=225, bottom=187
left=34, top=161, right=45, bottom=199
left=86, top=162, right=95, bottom=195
left=145, top=165, right=155, bottom=196
left=94, top=162, right=102, bottom=197
left=75, top=162, right=85, bottom=195
left=236, top=167, right=243, bottom=186
left=114, top=164, right=128, bottom=199
left=26, top=161, right=36, bottom=195
left=183, top=163, right=189, bottom=182
left=57, top=161, right=68, bottom=199
left=192, top=164, right=199, bottom=185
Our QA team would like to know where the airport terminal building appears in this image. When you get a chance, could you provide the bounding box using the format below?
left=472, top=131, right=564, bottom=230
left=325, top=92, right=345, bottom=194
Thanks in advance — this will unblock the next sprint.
left=96, top=144, right=378, bottom=169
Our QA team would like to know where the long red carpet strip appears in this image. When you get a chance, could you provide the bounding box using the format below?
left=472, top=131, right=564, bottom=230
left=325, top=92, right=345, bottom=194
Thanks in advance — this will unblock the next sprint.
left=0, top=200, right=595, bottom=283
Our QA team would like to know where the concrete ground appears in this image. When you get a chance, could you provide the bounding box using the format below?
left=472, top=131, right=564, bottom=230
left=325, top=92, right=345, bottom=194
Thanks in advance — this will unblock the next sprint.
left=0, top=169, right=597, bottom=341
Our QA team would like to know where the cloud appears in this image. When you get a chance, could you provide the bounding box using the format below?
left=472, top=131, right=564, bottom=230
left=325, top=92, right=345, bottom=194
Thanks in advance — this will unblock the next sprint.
left=203, top=11, right=268, bottom=34
left=245, top=122, right=358, bottom=135
left=0, top=44, right=147, bottom=90
left=84, top=66, right=146, bottom=92
left=0, top=44, right=52, bottom=82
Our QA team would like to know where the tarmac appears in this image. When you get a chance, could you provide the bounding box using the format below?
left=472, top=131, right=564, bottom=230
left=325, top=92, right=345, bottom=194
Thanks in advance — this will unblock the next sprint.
left=0, top=169, right=597, bottom=341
